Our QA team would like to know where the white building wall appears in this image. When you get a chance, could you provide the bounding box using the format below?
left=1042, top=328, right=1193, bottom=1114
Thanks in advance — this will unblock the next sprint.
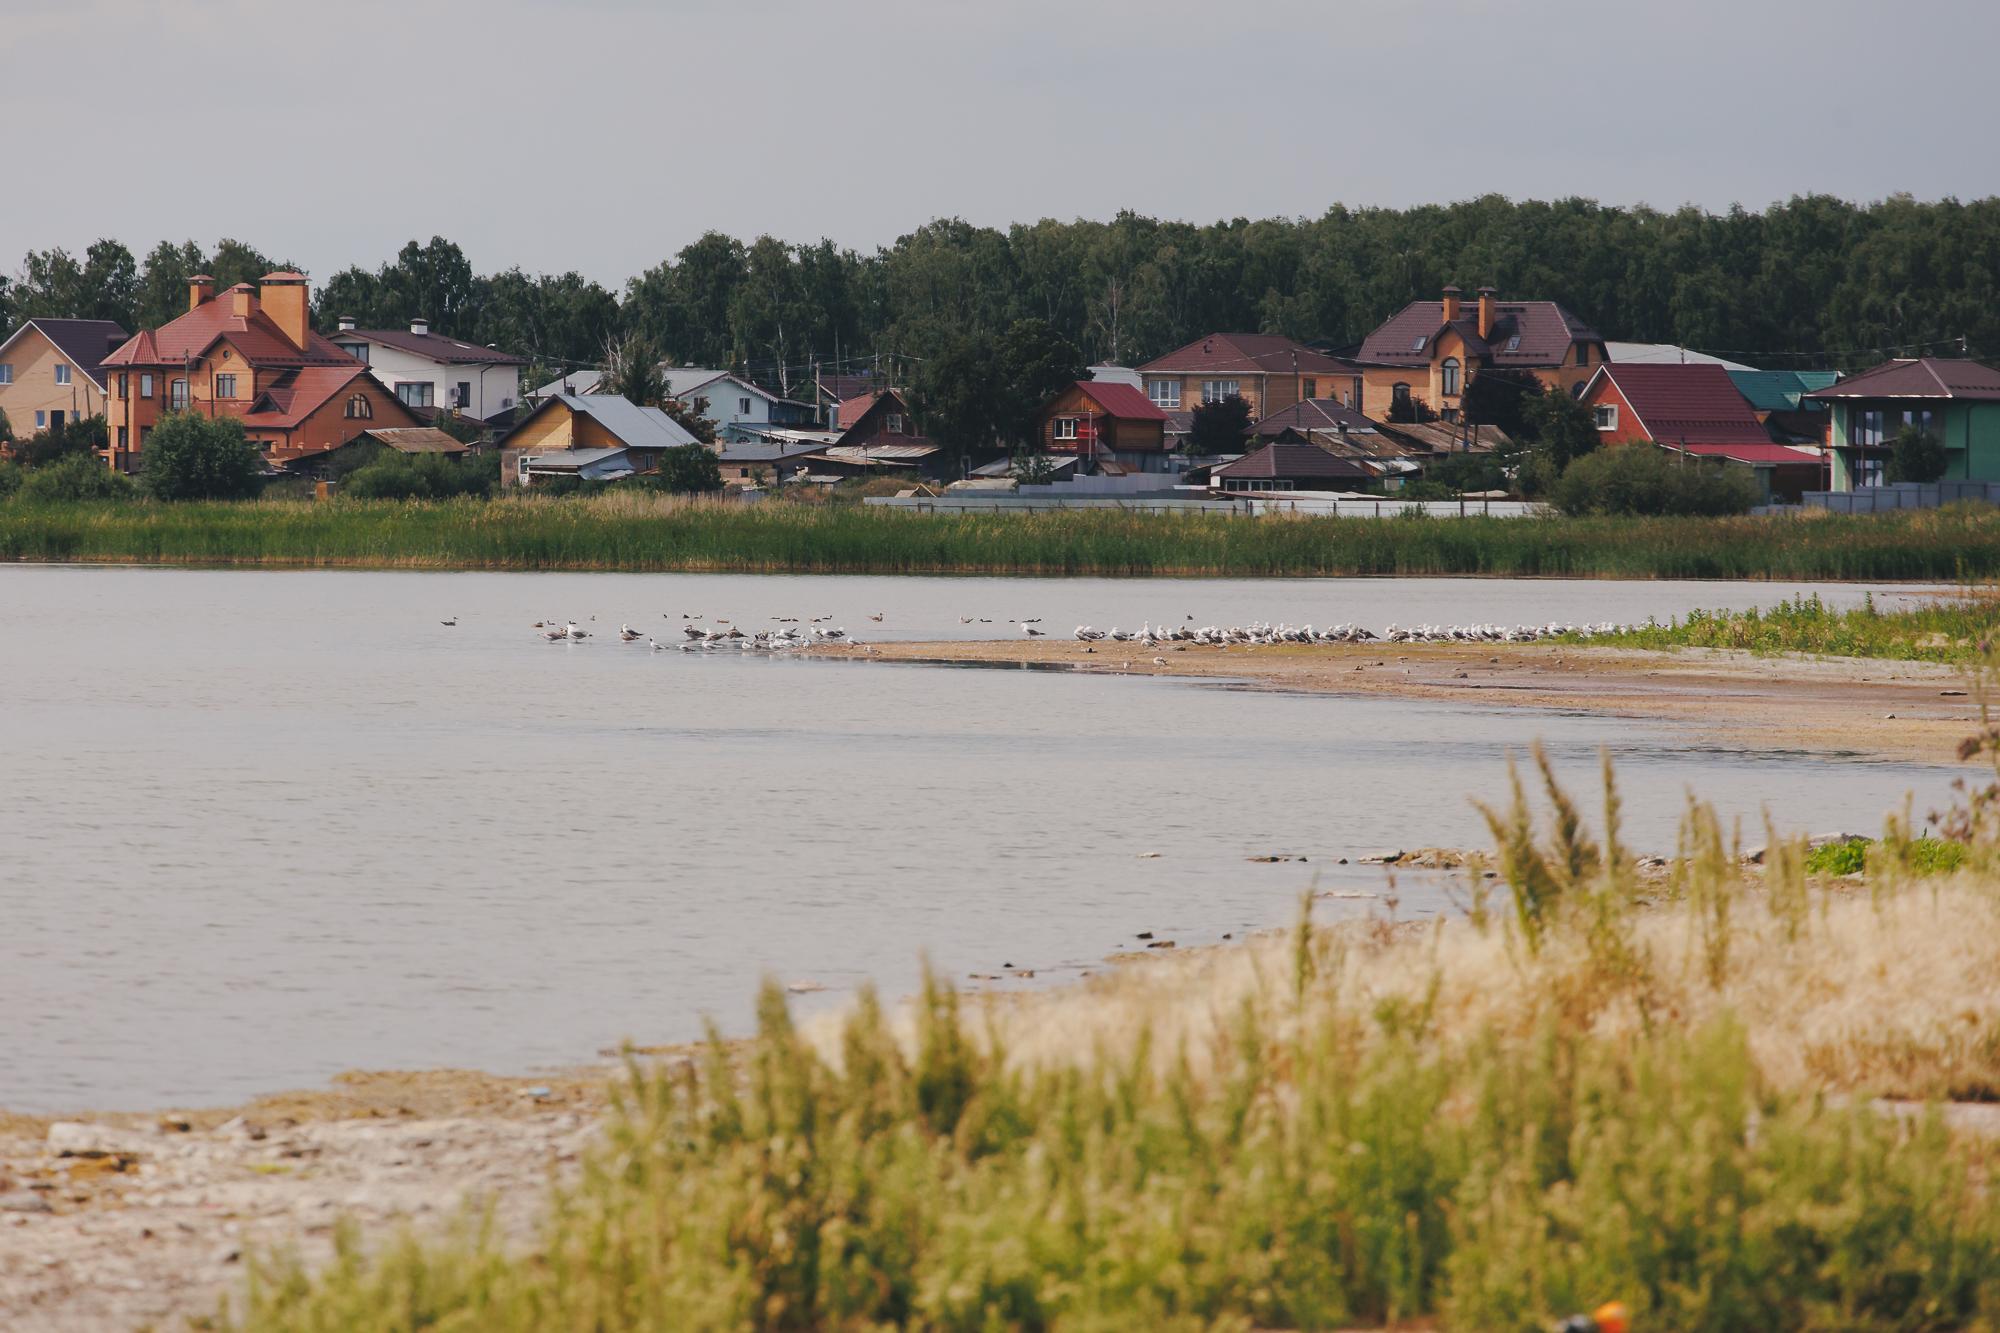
left=338, top=340, right=522, bottom=422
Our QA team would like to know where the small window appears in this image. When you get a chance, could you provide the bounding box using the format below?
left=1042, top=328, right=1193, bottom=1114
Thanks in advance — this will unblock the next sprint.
left=215, top=373, right=237, bottom=398
left=738, top=397, right=751, bottom=415
left=1053, top=416, right=1080, bottom=441
left=1301, top=377, right=1317, bottom=400
left=118, top=373, right=128, bottom=398
left=54, top=363, right=71, bottom=385
left=345, top=394, right=373, bottom=420
left=1202, top=379, right=1240, bottom=403
left=1593, top=404, right=1618, bottom=431
left=1146, top=378, right=1182, bottom=409
left=885, top=412, right=905, bottom=433
left=0, top=364, right=13, bottom=385
left=140, top=373, right=154, bottom=398
left=1504, top=335, right=1521, bottom=352
left=1411, top=335, right=1428, bottom=352
left=169, top=379, right=189, bottom=410
left=118, top=426, right=128, bottom=448
left=1855, top=409, right=1886, bottom=447
left=456, top=381, right=472, bottom=408
left=1576, top=344, right=1590, bottom=367
left=35, top=410, right=46, bottom=428
left=1440, top=357, right=1461, bottom=397
left=337, top=342, right=370, bottom=366
left=396, top=382, right=434, bottom=408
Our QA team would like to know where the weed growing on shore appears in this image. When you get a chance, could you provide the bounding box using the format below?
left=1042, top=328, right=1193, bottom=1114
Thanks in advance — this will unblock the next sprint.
left=227, top=755, right=2000, bottom=1331
left=1590, top=588, right=2000, bottom=662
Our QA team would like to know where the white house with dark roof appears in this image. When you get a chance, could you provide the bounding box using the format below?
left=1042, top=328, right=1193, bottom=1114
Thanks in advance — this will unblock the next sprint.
left=331, top=317, right=528, bottom=423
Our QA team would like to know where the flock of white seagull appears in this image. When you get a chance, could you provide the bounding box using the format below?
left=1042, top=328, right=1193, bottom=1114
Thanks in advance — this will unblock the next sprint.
left=510, top=611, right=1639, bottom=653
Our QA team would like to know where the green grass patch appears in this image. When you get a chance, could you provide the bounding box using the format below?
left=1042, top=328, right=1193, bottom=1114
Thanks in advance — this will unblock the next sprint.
left=1592, top=590, right=2000, bottom=662
left=1807, top=836, right=1970, bottom=877
left=8, top=495, right=2000, bottom=578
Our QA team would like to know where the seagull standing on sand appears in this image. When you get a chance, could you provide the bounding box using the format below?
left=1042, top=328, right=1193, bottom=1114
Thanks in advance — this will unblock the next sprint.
left=1021, top=622, right=1045, bottom=637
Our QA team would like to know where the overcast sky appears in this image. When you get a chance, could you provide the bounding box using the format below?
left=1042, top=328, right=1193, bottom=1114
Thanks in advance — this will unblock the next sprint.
left=8, top=0, right=1997, bottom=288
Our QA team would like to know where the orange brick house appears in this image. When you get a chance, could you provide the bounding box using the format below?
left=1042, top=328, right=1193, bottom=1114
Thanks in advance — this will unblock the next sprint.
left=1032, top=380, right=1170, bottom=471
left=1350, top=287, right=1605, bottom=421
left=1134, top=334, right=1362, bottom=420
left=99, top=273, right=415, bottom=470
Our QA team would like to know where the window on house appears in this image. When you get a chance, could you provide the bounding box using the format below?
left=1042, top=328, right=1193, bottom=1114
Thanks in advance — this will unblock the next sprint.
left=1146, top=379, right=1182, bottom=409
left=1202, top=379, right=1240, bottom=403
left=456, top=382, right=472, bottom=409
left=1411, top=336, right=1428, bottom=353
left=118, top=373, right=128, bottom=398
left=216, top=374, right=237, bottom=398
left=169, top=379, right=189, bottom=410
left=1576, top=344, right=1590, bottom=367
left=140, top=373, right=154, bottom=398
left=1441, top=357, right=1461, bottom=396
left=0, top=364, right=12, bottom=384
left=1441, top=408, right=1461, bottom=423
left=885, top=412, right=906, bottom=433
left=35, top=411, right=46, bottom=428
left=118, top=426, right=128, bottom=449
left=1855, top=408, right=1886, bottom=447
left=54, top=363, right=71, bottom=385
left=1053, top=417, right=1080, bottom=441
left=1908, top=408, right=1938, bottom=436
left=337, top=342, right=370, bottom=366
left=396, top=382, right=434, bottom=408
left=738, top=397, right=751, bottom=416
left=1855, top=454, right=1885, bottom=487
left=345, top=394, right=373, bottom=420
left=1505, top=335, right=1522, bottom=352
left=1593, top=404, right=1618, bottom=431
left=1301, top=377, right=1317, bottom=400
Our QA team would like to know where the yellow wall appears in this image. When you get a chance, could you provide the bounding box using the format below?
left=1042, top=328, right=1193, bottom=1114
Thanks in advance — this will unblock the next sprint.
left=0, top=327, right=108, bottom=437
left=506, top=403, right=626, bottom=452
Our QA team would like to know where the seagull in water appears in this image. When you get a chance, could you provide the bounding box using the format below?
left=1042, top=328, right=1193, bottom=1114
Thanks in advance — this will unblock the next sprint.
left=620, top=624, right=643, bottom=641
left=440, top=617, right=457, bottom=627
left=566, top=621, right=590, bottom=640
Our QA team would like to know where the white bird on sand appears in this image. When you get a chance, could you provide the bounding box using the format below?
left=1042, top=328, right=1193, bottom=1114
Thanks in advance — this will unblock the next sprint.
left=1152, top=656, right=1168, bottom=667
left=1075, top=626, right=1106, bottom=642
left=1021, top=622, right=1045, bottom=637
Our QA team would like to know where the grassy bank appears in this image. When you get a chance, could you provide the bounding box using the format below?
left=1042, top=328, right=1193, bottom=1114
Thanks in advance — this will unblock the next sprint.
left=229, top=755, right=2000, bottom=1331
left=6, top=493, right=2000, bottom=578
left=1597, top=590, right=2000, bottom=662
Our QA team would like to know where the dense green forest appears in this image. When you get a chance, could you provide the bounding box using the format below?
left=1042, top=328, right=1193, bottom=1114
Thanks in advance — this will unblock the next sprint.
left=5, top=194, right=1996, bottom=392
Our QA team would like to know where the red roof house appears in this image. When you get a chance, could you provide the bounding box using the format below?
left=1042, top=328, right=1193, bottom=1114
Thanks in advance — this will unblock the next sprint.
left=1033, top=380, right=1170, bottom=468
left=1134, top=334, right=1362, bottom=421
left=1579, top=362, right=1822, bottom=500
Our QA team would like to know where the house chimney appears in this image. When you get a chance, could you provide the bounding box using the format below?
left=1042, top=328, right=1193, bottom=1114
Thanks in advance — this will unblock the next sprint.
left=410, top=317, right=430, bottom=336
left=258, top=272, right=310, bottom=352
left=1476, top=287, right=1498, bottom=340
left=228, top=283, right=258, bottom=319
left=188, top=275, right=216, bottom=311
left=1440, top=285, right=1462, bottom=324
left=337, top=315, right=357, bottom=333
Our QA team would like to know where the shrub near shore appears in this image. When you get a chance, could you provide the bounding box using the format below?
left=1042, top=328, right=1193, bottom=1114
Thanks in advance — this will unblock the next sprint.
left=230, top=753, right=2000, bottom=1331
left=8, top=494, right=2000, bottom=579
left=1594, top=590, right=2000, bottom=662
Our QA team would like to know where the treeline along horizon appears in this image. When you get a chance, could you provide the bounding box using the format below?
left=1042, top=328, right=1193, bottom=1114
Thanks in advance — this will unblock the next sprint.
left=6, top=193, right=1997, bottom=390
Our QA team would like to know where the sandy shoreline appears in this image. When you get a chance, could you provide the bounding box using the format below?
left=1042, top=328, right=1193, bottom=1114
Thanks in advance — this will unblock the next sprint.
left=3, top=638, right=1983, bottom=1328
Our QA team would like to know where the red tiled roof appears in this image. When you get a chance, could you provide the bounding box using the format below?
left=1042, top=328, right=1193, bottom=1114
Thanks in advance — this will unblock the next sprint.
left=1357, top=298, right=1599, bottom=368
left=230, top=366, right=383, bottom=431
left=1592, top=363, right=1771, bottom=447
left=1136, top=333, right=1351, bottom=377
left=1667, top=442, right=1822, bottom=465
left=104, top=297, right=359, bottom=370
left=837, top=391, right=883, bottom=429
left=1211, top=441, right=1377, bottom=482
left=1075, top=380, right=1168, bottom=420
left=1805, top=357, right=2000, bottom=402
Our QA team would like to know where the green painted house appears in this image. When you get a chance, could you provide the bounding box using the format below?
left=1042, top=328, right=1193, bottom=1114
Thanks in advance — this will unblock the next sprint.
left=1807, top=357, right=2000, bottom=490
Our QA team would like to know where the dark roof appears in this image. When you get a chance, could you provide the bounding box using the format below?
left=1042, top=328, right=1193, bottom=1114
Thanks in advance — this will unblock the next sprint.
left=1071, top=380, right=1169, bottom=421
left=1251, top=398, right=1378, bottom=437
left=1211, top=441, right=1378, bottom=482
left=1356, top=296, right=1600, bottom=368
left=0, top=319, right=130, bottom=389
left=1136, top=333, right=1352, bottom=377
left=1587, top=363, right=1771, bottom=447
left=1161, top=409, right=1195, bottom=436
left=817, top=372, right=884, bottom=403
left=335, top=327, right=528, bottom=366
left=716, top=440, right=825, bottom=463
left=1805, top=357, right=2000, bottom=402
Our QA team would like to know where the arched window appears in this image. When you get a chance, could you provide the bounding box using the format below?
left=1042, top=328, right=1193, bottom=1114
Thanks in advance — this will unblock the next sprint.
left=345, top=394, right=372, bottom=420
left=1440, top=357, right=1461, bottom=396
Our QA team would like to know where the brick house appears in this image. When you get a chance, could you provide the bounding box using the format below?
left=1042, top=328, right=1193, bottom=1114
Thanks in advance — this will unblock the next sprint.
left=1577, top=361, right=1821, bottom=502
left=1134, top=334, right=1362, bottom=420
left=0, top=318, right=127, bottom=442
left=1033, top=380, right=1169, bottom=471
left=1351, top=286, right=1605, bottom=421
left=99, top=273, right=416, bottom=470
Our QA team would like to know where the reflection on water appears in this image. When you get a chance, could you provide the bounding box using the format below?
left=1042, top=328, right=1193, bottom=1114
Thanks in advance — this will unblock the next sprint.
left=0, top=567, right=1955, bottom=1112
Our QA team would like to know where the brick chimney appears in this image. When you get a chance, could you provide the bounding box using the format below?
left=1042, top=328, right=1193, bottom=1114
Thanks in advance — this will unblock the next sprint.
left=1476, top=287, right=1498, bottom=340
left=188, top=275, right=216, bottom=311
left=259, top=272, right=311, bottom=352
left=228, top=283, right=258, bottom=318
left=1440, top=285, right=1462, bottom=324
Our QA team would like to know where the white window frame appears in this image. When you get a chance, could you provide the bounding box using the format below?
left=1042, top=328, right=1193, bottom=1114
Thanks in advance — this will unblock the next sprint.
left=140, top=373, right=154, bottom=398
left=1411, top=335, right=1428, bottom=352
left=35, top=410, right=46, bottom=428
left=737, top=396, right=752, bottom=416
left=1052, top=416, right=1080, bottom=441
left=1505, top=335, right=1522, bottom=352
left=53, top=363, right=71, bottom=385
left=1146, top=378, right=1182, bottom=409
left=1201, top=379, right=1240, bottom=403
left=885, top=412, right=905, bottom=434
left=1593, top=404, right=1618, bottom=431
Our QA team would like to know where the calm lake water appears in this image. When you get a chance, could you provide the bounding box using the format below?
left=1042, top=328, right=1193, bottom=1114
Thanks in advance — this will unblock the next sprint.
left=0, top=568, right=1957, bottom=1112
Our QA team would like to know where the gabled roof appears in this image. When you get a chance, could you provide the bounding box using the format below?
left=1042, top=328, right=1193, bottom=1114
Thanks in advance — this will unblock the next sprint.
left=1584, top=363, right=1771, bottom=447
left=353, top=427, right=472, bottom=454
left=1068, top=380, right=1169, bottom=421
left=1211, top=440, right=1378, bottom=482
left=1804, top=357, right=2000, bottom=402
left=716, top=439, right=825, bottom=463
left=816, top=371, right=884, bottom=403
left=104, top=293, right=358, bottom=370
left=502, top=392, right=701, bottom=452
left=837, top=390, right=886, bottom=429
left=534, top=369, right=604, bottom=397
left=672, top=370, right=789, bottom=406
left=0, top=318, right=130, bottom=389
left=335, top=327, right=528, bottom=366
left=1357, top=298, right=1600, bottom=368
left=1252, top=398, right=1378, bottom=437
left=1662, top=441, right=1823, bottom=466
left=1136, top=333, right=1352, bottom=377
left=1727, top=369, right=1841, bottom=413
left=236, top=366, right=394, bottom=431
left=1608, top=342, right=1754, bottom=371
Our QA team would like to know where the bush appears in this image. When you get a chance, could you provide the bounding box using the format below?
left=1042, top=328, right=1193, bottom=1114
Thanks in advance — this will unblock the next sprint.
left=11, top=414, right=108, bottom=469
left=20, top=452, right=137, bottom=503
left=142, top=413, right=265, bottom=501
left=1887, top=426, right=1948, bottom=484
left=0, top=460, right=21, bottom=499
left=1550, top=445, right=1759, bottom=517
left=650, top=444, right=724, bottom=495
left=344, top=451, right=492, bottom=500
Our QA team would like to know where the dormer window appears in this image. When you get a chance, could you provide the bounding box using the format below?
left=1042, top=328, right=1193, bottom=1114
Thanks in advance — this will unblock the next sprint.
left=1411, top=335, right=1428, bottom=353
